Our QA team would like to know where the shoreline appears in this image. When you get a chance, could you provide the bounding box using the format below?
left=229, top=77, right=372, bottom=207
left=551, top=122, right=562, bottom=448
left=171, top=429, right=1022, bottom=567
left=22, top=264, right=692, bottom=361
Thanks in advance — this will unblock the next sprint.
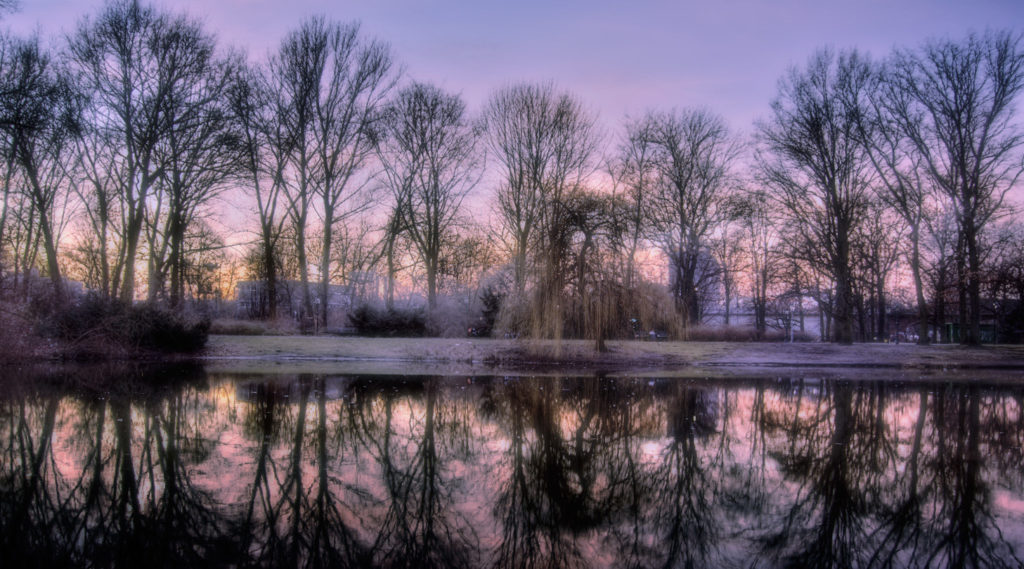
left=5, top=335, right=1024, bottom=380
left=198, top=335, right=1024, bottom=377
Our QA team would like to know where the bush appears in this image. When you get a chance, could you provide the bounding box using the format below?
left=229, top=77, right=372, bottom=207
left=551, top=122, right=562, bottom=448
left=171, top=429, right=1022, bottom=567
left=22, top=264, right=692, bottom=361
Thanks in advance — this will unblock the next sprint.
left=349, top=304, right=426, bottom=337
left=425, top=296, right=476, bottom=338
left=472, top=286, right=503, bottom=337
left=0, top=300, right=44, bottom=361
left=128, top=304, right=210, bottom=352
left=41, top=295, right=210, bottom=356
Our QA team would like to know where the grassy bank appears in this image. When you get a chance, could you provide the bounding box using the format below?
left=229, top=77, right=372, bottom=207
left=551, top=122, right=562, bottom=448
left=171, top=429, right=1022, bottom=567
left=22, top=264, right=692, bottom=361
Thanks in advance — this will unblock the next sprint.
left=203, top=335, right=1024, bottom=375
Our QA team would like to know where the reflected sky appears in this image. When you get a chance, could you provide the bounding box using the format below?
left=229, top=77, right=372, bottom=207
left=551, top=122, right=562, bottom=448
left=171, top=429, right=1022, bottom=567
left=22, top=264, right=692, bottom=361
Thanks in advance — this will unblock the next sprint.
left=1, top=367, right=1023, bottom=568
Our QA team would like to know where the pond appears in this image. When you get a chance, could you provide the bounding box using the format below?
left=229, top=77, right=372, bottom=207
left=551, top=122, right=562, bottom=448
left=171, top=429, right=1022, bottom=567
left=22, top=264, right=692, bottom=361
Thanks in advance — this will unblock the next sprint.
left=1, top=364, right=1023, bottom=568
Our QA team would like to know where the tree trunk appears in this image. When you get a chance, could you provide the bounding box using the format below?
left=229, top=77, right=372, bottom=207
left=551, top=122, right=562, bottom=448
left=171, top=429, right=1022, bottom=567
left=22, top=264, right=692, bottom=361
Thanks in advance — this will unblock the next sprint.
left=910, top=225, right=930, bottom=345
left=98, top=192, right=112, bottom=299
left=296, top=225, right=314, bottom=329
left=755, top=301, right=766, bottom=338
left=426, top=258, right=437, bottom=310
left=23, top=161, right=64, bottom=303
left=797, top=290, right=805, bottom=333
left=263, top=235, right=278, bottom=320
left=385, top=236, right=396, bottom=311
left=118, top=169, right=155, bottom=305
left=833, top=266, right=854, bottom=344
left=319, top=209, right=333, bottom=329
left=723, top=277, right=732, bottom=326
left=169, top=209, right=185, bottom=308
left=955, top=232, right=968, bottom=345
left=965, top=221, right=983, bottom=346
left=876, top=276, right=886, bottom=342
left=18, top=215, right=37, bottom=299
left=119, top=208, right=144, bottom=304
left=514, top=237, right=528, bottom=296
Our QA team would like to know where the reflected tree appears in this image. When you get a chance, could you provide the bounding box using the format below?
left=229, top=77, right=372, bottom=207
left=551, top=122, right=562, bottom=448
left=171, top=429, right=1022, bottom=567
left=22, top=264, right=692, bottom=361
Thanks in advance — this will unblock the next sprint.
left=491, top=378, right=589, bottom=569
left=237, top=380, right=285, bottom=562
left=923, top=385, right=1022, bottom=568
left=369, top=378, right=479, bottom=568
left=4, top=371, right=1024, bottom=568
left=645, top=384, right=722, bottom=568
left=0, top=390, right=64, bottom=566
left=246, top=376, right=372, bottom=568
left=758, top=383, right=868, bottom=568
left=868, top=386, right=929, bottom=567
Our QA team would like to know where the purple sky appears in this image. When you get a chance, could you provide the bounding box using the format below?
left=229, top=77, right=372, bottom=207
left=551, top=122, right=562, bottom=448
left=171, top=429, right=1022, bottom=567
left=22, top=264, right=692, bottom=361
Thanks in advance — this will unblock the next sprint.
left=7, top=0, right=1024, bottom=136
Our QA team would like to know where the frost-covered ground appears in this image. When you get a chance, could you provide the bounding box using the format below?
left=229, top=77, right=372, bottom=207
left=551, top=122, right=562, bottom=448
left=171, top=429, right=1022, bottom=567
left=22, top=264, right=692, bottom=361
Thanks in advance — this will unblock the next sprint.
left=203, top=335, right=1024, bottom=380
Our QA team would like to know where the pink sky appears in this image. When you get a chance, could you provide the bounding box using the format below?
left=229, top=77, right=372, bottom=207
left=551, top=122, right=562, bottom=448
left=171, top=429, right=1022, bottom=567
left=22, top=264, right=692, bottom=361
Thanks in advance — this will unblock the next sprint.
left=6, top=0, right=1024, bottom=134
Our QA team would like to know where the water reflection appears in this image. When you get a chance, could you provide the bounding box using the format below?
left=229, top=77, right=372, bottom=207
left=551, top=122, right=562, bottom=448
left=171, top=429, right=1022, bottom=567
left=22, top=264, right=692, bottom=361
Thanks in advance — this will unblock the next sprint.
left=1, top=368, right=1023, bottom=568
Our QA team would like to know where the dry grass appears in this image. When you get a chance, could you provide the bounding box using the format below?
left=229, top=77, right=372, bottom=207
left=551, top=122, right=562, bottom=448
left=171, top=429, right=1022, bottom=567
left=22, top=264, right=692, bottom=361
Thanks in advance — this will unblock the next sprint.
left=204, top=335, right=505, bottom=361
left=209, top=317, right=301, bottom=336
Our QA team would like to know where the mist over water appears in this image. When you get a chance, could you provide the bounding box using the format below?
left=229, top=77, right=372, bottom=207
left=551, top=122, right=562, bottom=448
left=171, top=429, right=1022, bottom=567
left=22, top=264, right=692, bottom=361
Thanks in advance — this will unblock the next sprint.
left=1, top=366, right=1023, bottom=568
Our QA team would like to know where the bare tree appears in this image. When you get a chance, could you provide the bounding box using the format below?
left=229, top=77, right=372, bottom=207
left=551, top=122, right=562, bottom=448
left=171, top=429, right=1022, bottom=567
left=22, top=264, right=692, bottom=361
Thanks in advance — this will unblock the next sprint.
left=0, top=34, right=79, bottom=301
left=484, top=83, right=600, bottom=342
left=0, top=148, right=14, bottom=293
left=709, top=213, right=746, bottom=326
left=146, top=22, right=241, bottom=307
left=561, top=187, right=629, bottom=351
left=983, top=222, right=1024, bottom=342
left=265, top=18, right=323, bottom=324
left=737, top=189, right=780, bottom=338
left=228, top=61, right=289, bottom=319
left=852, top=199, right=905, bottom=341
left=437, top=230, right=498, bottom=294
left=6, top=184, right=44, bottom=297
left=381, top=202, right=407, bottom=310
left=328, top=217, right=384, bottom=305
left=483, top=82, right=599, bottom=304
left=854, top=59, right=935, bottom=344
left=68, top=0, right=206, bottom=303
left=757, top=49, right=875, bottom=344
left=311, top=20, right=394, bottom=327
left=377, top=82, right=480, bottom=310
left=265, top=17, right=394, bottom=329
left=923, top=203, right=959, bottom=342
left=886, top=31, right=1024, bottom=345
left=613, top=115, right=659, bottom=290
left=67, top=117, right=119, bottom=297
left=646, top=108, right=741, bottom=328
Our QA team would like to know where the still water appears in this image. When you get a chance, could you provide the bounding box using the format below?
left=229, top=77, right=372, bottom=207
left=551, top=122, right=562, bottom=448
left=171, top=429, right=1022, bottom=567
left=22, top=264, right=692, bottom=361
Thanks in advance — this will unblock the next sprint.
left=2, top=364, right=1023, bottom=568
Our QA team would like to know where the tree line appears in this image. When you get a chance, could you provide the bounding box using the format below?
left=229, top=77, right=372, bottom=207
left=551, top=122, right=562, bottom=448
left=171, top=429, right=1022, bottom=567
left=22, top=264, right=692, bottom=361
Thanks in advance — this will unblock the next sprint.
left=0, top=0, right=1022, bottom=346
